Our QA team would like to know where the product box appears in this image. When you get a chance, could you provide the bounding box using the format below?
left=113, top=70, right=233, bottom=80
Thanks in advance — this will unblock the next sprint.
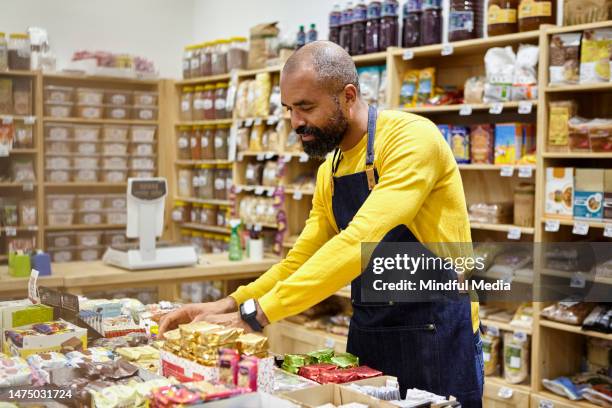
left=470, top=124, right=494, bottom=164
left=545, top=167, right=574, bottom=219
left=495, top=123, right=523, bottom=165
left=197, top=392, right=300, bottom=408
left=437, top=124, right=451, bottom=146
left=1, top=304, right=54, bottom=349
left=3, top=320, right=87, bottom=358
left=574, top=169, right=605, bottom=220
left=281, top=383, right=397, bottom=408
left=604, top=169, right=612, bottom=221
left=521, top=123, right=536, bottom=158
left=450, top=125, right=470, bottom=164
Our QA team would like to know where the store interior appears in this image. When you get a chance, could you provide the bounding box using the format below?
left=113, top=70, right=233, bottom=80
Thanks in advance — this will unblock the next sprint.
left=0, top=0, right=611, bottom=407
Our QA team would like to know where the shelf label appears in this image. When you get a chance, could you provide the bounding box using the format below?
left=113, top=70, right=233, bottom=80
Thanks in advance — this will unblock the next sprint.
left=0, top=144, right=9, bottom=157
left=459, top=104, right=472, bottom=116
left=236, top=120, right=243, bottom=127
left=24, top=116, right=36, bottom=125
left=402, top=49, right=414, bottom=60
left=500, top=166, right=514, bottom=177
left=244, top=118, right=254, bottom=127
left=266, top=117, right=278, bottom=125
left=539, top=400, right=554, bottom=408
left=486, top=326, right=500, bottom=337
left=5, top=227, right=16, bottom=237
left=441, top=44, right=454, bottom=56
left=298, top=153, right=309, bottom=162
left=570, top=272, right=586, bottom=289
left=237, top=152, right=244, bottom=161
left=256, top=153, right=265, bottom=161
left=489, top=103, right=504, bottom=114
left=266, top=188, right=275, bottom=197
left=28, top=269, right=40, bottom=304
left=2, top=115, right=13, bottom=125
left=254, top=118, right=263, bottom=126
left=603, top=223, right=612, bottom=238
left=234, top=185, right=243, bottom=193
left=518, top=166, right=533, bottom=178
left=498, top=387, right=514, bottom=399
left=282, top=153, right=293, bottom=162
left=545, top=219, right=560, bottom=232
left=27, top=225, right=38, bottom=231
left=518, top=101, right=533, bottom=114
left=507, top=227, right=522, bottom=240
left=293, top=190, right=303, bottom=200
left=254, top=186, right=265, bottom=195
left=572, top=221, right=589, bottom=236
left=324, top=338, right=335, bottom=348
left=264, top=152, right=275, bottom=160
left=513, top=331, right=527, bottom=342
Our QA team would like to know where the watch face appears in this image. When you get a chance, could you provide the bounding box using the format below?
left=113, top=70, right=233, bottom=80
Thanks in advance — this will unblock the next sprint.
left=243, top=299, right=257, bottom=315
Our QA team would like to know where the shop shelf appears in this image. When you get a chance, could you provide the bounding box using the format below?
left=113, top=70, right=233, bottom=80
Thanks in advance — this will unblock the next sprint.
left=540, top=217, right=609, bottom=230
left=541, top=268, right=612, bottom=286
left=470, top=222, right=535, bottom=234
left=484, top=375, right=531, bottom=394
left=545, top=20, right=612, bottom=35
left=0, top=70, right=37, bottom=77
left=1, top=226, right=39, bottom=233
left=237, top=66, right=282, bottom=78
left=352, top=51, right=388, bottom=65
left=480, top=318, right=532, bottom=335
left=43, top=72, right=159, bottom=85
left=45, top=182, right=128, bottom=188
left=542, top=152, right=612, bottom=159
left=7, top=148, right=37, bottom=154
left=0, top=182, right=37, bottom=188
left=457, top=163, right=536, bottom=172
left=176, top=73, right=232, bottom=86
left=285, top=188, right=315, bottom=196
left=43, top=117, right=158, bottom=126
left=175, top=160, right=232, bottom=166
left=179, top=223, right=231, bottom=234
left=45, top=224, right=125, bottom=231
left=546, top=82, right=612, bottom=93
left=176, top=119, right=233, bottom=126
left=539, top=319, right=612, bottom=341
left=399, top=100, right=537, bottom=115
left=174, top=197, right=231, bottom=206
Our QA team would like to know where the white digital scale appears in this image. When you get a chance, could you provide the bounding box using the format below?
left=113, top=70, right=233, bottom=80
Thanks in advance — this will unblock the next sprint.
left=102, top=177, right=198, bottom=270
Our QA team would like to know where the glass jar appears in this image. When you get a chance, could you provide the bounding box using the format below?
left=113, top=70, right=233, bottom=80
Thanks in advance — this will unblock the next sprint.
left=180, top=228, right=192, bottom=244
left=217, top=207, right=227, bottom=227
left=201, top=204, right=218, bottom=226
left=224, top=164, right=233, bottom=198
left=201, top=125, right=215, bottom=160
left=191, top=126, right=202, bottom=160
left=193, top=85, right=206, bottom=121
left=196, top=164, right=215, bottom=199
left=180, top=86, right=194, bottom=122
left=190, top=204, right=201, bottom=223
left=227, top=37, right=248, bottom=71
left=211, top=39, right=228, bottom=75
left=177, top=168, right=194, bottom=197
left=214, top=125, right=230, bottom=160
left=421, top=0, right=442, bottom=45
left=190, top=44, right=202, bottom=78
left=449, top=0, right=478, bottom=41
left=177, top=126, right=192, bottom=160
left=214, top=82, right=228, bottom=119
left=513, top=183, right=535, bottom=227
left=518, top=0, right=553, bottom=31
left=192, top=231, right=205, bottom=249
left=172, top=201, right=190, bottom=223
left=214, top=166, right=229, bottom=200
left=182, top=45, right=193, bottom=79
left=488, top=0, right=518, bottom=35
left=200, top=84, right=214, bottom=120
left=402, top=0, right=422, bottom=48
left=200, top=42, right=213, bottom=77
left=0, top=33, right=8, bottom=72
left=8, top=33, right=31, bottom=70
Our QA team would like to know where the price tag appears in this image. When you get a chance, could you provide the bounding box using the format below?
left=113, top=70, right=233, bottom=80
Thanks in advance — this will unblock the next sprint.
left=507, top=227, right=522, bottom=240
left=518, top=166, right=533, bottom=178
left=539, top=400, right=554, bottom=408
left=5, top=227, right=17, bottom=236
left=500, top=166, right=514, bottom=177
left=441, top=44, right=454, bottom=56
left=254, top=186, right=264, bottom=195
left=324, top=338, right=335, bottom=348
left=256, top=153, right=265, bottom=161
left=489, top=103, right=504, bottom=114
left=459, top=104, right=472, bottom=116
left=572, top=221, right=589, bottom=236
left=28, top=269, right=40, bottom=304
left=264, top=152, right=275, bottom=160
left=486, top=326, right=500, bottom=337
left=234, top=185, right=243, bottom=193
left=299, top=153, right=309, bottom=162
left=514, top=331, right=528, bottom=342
left=266, top=188, right=275, bottom=197
left=244, top=118, right=254, bottom=127
left=0, top=144, right=9, bottom=157
left=282, top=153, right=293, bottom=162
left=570, top=272, right=586, bottom=288
left=22, top=182, right=34, bottom=191
left=2, top=115, right=13, bottom=125
left=27, top=225, right=38, bottom=231
left=243, top=185, right=254, bottom=192
left=293, top=190, right=303, bottom=200
left=402, top=49, right=414, bottom=60
left=237, top=152, right=244, bottom=161
left=603, top=223, right=612, bottom=238
left=518, top=101, right=533, bottom=114
left=236, top=120, right=243, bottom=127
left=266, top=117, right=278, bottom=125
left=498, top=387, right=514, bottom=399
left=545, top=219, right=560, bottom=232
left=254, top=118, right=263, bottom=126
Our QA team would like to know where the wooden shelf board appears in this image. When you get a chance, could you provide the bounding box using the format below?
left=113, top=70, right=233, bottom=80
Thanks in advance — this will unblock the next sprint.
left=238, top=66, right=282, bottom=77
left=45, top=224, right=125, bottom=231
left=0, top=182, right=37, bottom=188
left=45, top=182, right=127, bottom=188
left=1, top=226, right=39, bottom=232
left=480, top=318, right=532, bottom=335
left=457, top=164, right=536, bottom=171
left=176, top=119, right=233, bottom=126
left=43, top=73, right=159, bottom=85
left=540, top=217, right=608, bottom=229
left=43, top=117, right=158, bottom=126
left=175, top=73, right=232, bottom=86
left=539, top=319, right=612, bottom=341
left=7, top=148, right=37, bottom=154
left=470, top=222, right=535, bottom=234
left=545, top=20, right=612, bottom=35
left=484, top=376, right=531, bottom=393
left=542, top=151, right=612, bottom=158
left=0, top=115, right=37, bottom=121
left=352, top=51, right=388, bottom=64
left=179, top=223, right=231, bottom=234
left=175, top=159, right=232, bottom=166
left=174, top=197, right=232, bottom=206
left=0, top=70, right=38, bottom=77
left=541, top=268, right=612, bottom=286
left=399, top=100, right=537, bottom=114
left=546, top=82, right=612, bottom=93
left=285, top=188, right=315, bottom=195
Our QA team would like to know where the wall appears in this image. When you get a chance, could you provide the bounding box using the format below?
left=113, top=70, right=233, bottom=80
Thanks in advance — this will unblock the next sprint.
left=0, top=0, right=195, bottom=78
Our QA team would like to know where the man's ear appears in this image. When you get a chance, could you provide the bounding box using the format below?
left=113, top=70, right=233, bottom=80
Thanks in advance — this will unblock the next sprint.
left=343, top=84, right=359, bottom=108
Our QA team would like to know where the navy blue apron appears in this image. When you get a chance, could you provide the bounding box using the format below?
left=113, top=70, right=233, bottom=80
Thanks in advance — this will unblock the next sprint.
left=331, top=106, right=484, bottom=406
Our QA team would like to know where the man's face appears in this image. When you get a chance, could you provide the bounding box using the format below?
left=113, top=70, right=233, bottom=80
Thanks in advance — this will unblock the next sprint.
left=280, top=68, right=349, bottom=158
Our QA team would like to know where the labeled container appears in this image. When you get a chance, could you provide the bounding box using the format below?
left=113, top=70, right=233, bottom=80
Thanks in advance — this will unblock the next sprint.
left=105, top=105, right=131, bottom=120
left=130, top=126, right=156, bottom=143
left=47, top=210, right=75, bottom=226
left=45, top=140, right=72, bottom=154
left=134, top=105, right=157, bottom=121
left=105, top=230, right=126, bottom=246
left=76, top=231, right=103, bottom=247
left=76, top=88, right=104, bottom=105
left=192, top=85, right=206, bottom=121
left=214, top=124, right=230, bottom=160
left=214, top=165, right=231, bottom=200
left=74, top=155, right=99, bottom=170
left=46, top=169, right=71, bottom=183
left=8, top=33, right=30, bottom=70
left=195, top=164, right=215, bottom=199
left=133, top=91, right=158, bottom=106
left=177, top=126, right=192, bottom=160
left=106, top=210, right=127, bottom=225
left=227, top=37, right=248, bottom=71
left=49, top=248, right=75, bottom=263
left=78, top=195, right=105, bottom=211
left=102, top=169, right=128, bottom=183
left=106, top=194, right=127, bottom=210
left=201, top=125, right=215, bottom=160
left=200, top=204, right=218, bottom=226
left=514, top=183, right=535, bottom=227
left=214, top=82, right=228, bottom=119
left=191, top=126, right=202, bottom=160
left=73, top=169, right=99, bottom=182
left=46, top=155, right=71, bottom=170
left=177, top=168, right=194, bottom=197
left=103, top=141, right=129, bottom=155
left=77, top=246, right=102, bottom=261
left=105, top=89, right=132, bottom=106
left=200, top=42, right=213, bottom=77
left=45, top=123, right=72, bottom=141
left=103, top=156, right=128, bottom=169
left=131, top=142, right=155, bottom=156
left=211, top=39, right=228, bottom=75
left=129, top=156, right=156, bottom=170
left=75, top=141, right=99, bottom=155
left=45, top=101, right=73, bottom=118
left=46, top=232, right=75, bottom=248
left=180, top=86, right=194, bottom=122
left=47, top=194, right=75, bottom=211
left=172, top=201, right=189, bottom=223
left=183, top=45, right=193, bottom=79
left=421, top=0, right=443, bottom=45
left=73, top=125, right=101, bottom=141
left=203, top=84, right=215, bottom=120
left=0, top=33, right=6, bottom=71
left=488, top=0, right=518, bottom=36
left=103, top=125, right=129, bottom=142
left=79, top=211, right=104, bottom=225
left=44, top=86, right=74, bottom=103
left=190, top=43, right=202, bottom=78
left=130, top=170, right=155, bottom=178
left=14, top=123, right=34, bottom=148
left=76, top=104, right=103, bottom=119
left=191, top=203, right=202, bottom=223
left=518, top=0, right=553, bottom=31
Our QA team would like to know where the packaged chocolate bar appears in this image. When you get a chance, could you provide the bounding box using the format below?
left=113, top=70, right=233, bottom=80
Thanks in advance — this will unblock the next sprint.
left=350, top=365, right=383, bottom=379
left=32, top=321, right=69, bottom=335
left=200, top=327, right=244, bottom=346
left=281, top=354, right=315, bottom=374
left=318, top=368, right=360, bottom=384
left=150, top=384, right=202, bottom=406
left=218, top=348, right=240, bottom=385
left=115, top=345, right=159, bottom=361
left=330, top=352, right=359, bottom=368
left=91, top=384, right=139, bottom=408
left=237, top=333, right=269, bottom=356
left=65, top=347, right=113, bottom=365
left=307, top=348, right=334, bottom=363
left=26, top=352, right=68, bottom=370
left=237, top=356, right=258, bottom=391
left=298, top=363, right=337, bottom=383
left=0, top=353, right=32, bottom=387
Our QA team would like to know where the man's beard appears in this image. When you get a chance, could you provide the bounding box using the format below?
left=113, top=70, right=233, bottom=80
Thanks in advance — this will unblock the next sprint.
left=296, top=107, right=348, bottom=159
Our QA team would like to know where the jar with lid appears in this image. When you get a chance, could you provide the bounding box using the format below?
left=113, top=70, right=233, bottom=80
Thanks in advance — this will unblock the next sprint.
left=182, top=45, right=193, bottom=79
left=192, top=85, right=206, bottom=121
left=420, top=0, right=443, bottom=45
left=172, top=201, right=190, bottom=223
left=180, top=228, right=192, bottom=244
left=177, top=126, right=192, bottom=159
left=8, top=33, right=31, bottom=70
left=0, top=33, right=8, bottom=72
left=199, top=42, right=213, bottom=77
left=214, top=125, right=230, bottom=160
left=227, top=37, right=248, bottom=71
left=196, top=164, right=215, bottom=199
left=518, top=0, right=553, bottom=31
left=513, top=183, right=534, bottom=227
left=214, top=166, right=230, bottom=200
left=201, top=125, right=215, bottom=160
left=217, top=207, right=227, bottom=227
left=190, top=44, right=202, bottom=78
left=214, top=82, right=228, bottom=119
left=201, top=204, right=218, bottom=226
left=190, top=204, right=202, bottom=223
left=223, top=164, right=233, bottom=198
left=191, top=126, right=202, bottom=160
left=192, top=232, right=205, bottom=250
left=180, top=86, right=194, bottom=122
left=402, top=0, right=422, bottom=47
left=178, top=168, right=194, bottom=197
left=488, top=0, right=518, bottom=35
left=211, top=40, right=228, bottom=75
left=449, top=0, right=480, bottom=41
left=203, top=84, right=216, bottom=120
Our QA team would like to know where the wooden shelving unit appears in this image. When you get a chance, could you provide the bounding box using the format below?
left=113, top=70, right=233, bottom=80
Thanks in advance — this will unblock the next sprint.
left=400, top=100, right=537, bottom=115
left=42, top=117, right=158, bottom=126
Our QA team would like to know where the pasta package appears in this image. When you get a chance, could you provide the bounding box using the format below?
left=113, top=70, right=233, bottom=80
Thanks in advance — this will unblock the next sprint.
left=579, top=29, right=612, bottom=84
left=482, top=332, right=501, bottom=376
left=399, top=70, right=419, bottom=107
left=252, top=73, right=271, bottom=118
left=503, top=332, right=529, bottom=384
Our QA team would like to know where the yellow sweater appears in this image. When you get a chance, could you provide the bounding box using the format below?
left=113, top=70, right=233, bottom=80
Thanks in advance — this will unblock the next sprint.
left=230, top=110, right=479, bottom=332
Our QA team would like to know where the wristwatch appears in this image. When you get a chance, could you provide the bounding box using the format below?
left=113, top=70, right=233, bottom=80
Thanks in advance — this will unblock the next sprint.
left=240, top=299, right=263, bottom=332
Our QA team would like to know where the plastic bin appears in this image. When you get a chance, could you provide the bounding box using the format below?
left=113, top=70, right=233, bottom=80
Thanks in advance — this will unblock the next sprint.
left=45, top=101, right=73, bottom=118
left=49, top=247, right=75, bottom=263
left=76, top=231, right=103, bottom=247
left=105, top=105, right=131, bottom=120
left=78, top=211, right=103, bottom=225
left=106, top=210, right=127, bottom=225
left=103, top=125, right=129, bottom=142
left=133, top=105, right=157, bottom=121
left=46, top=169, right=71, bottom=183
left=102, top=142, right=128, bottom=155
left=45, top=123, right=72, bottom=141
left=77, top=246, right=102, bottom=261
left=129, top=156, right=155, bottom=170
left=76, top=104, right=103, bottom=119
left=44, top=86, right=75, bottom=103
left=78, top=194, right=106, bottom=211
left=105, top=195, right=127, bottom=210
left=103, top=156, right=128, bottom=169
left=133, top=91, right=158, bottom=106
left=46, top=194, right=75, bottom=211
left=46, top=155, right=71, bottom=169
left=46, top=232, right=75, bottom=248
left=45, top=140, right=72, bottom=154
left=73, top=125, right=101, bottom=141
left=131, top=143, right=155, bottom=156
left=76, top=88, right=104, bottom=105
left=105, top=230, right=126, bottom=246
left=129, top=170, right=156, bottom=178
left=47, top=210, right=75, bottom=226
left=75, top=141, right=100, bottom=155
left=73, top=155, right=99, bottom=170
left=73, top=169, right=99, bottom=183
left=130, top=126, right=156, bottom=143
left=105, top=89, right=132, bottom=106
left=102, top=169, right=128, bottom=183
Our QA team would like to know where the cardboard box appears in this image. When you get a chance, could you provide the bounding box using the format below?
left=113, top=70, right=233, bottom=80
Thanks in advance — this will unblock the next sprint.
left=1, top=304, right=54, bottom=349
left=545, top=167, right=574, bottom=219
left=3, top=320, right=87, bottom=358
left=495, top=123, right=523, bottom=164
left=193, top=392, right=300, bottom=408
left=574, top=169, right=604, bottom=220
left=281, top=383, right=397, bottom=408
left=604, top=169, right=612, bottom=221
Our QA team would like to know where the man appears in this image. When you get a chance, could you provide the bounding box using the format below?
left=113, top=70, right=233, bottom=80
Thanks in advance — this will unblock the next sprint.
left=160, top=41, right=484, bottom=406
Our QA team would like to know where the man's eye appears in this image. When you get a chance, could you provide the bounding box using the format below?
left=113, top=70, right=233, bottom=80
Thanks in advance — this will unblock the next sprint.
left=301, top=106, right=313, bottom=112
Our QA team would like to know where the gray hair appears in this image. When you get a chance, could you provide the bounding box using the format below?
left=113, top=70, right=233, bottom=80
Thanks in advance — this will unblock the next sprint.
left=283, top=41, right=360, bottom=95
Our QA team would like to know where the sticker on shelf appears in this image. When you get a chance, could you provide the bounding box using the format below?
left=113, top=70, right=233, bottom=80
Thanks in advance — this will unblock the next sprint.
left=264, top=152, right=275, bottom=160
left=244, top=118, right=254, bottom=127
left=254, top=118, right=263, bottom=126
left=603, top=223, right=612, bottom=238
left=27, top=225, right=38, bottom=231
left=572, top=221, right=589, bottom=236
left=402, top=49, right=414, bottom=60
left=256, top=153, right=265, bottom=161
left=518, top=101, right=533, bottom=114
left=497, top=387, right=513, bottom=399
left=507, top=227, right=521, bottom=240
left=266, top=117, right=278, bottom=125
left=282, top=153, right=293, bottom=162
left=324, top=338, right=335, bottom=348
left=234, top=185, right=243, bottom=193
left=538, top=400, right=554, bottom=408
left=486, top=326, right=500, bottom=337
left=500, top=166, right=514, bottom=177
left=459, top=104, right=472, bottom=116
left=237, top=152, right=244, bottom=161
left=489, top=103, right=504, bottom=114
left=0, top=144, right=9, bottom=157
left=24, top=116, right=36, bottom=125
left=236, top=120, right=243, bottom=127
left=570, top=272, right=586, bottom=289
left=5, top=227, right=17, bottom=237
left=298, top=153, right=309, bottom=162
left=513, top=331, right=527, bottom=342
left=518, top=166, right=533, bottom=178
left=254, top=186, right=264, bottom=195
left=441, top=44, right=454, bottom=56
left=2, top=115, right=13, bottom=125
left=266, top=188, right=275, bottom=197
left=293, top=190, right=303, bottom=200
left=545, top=219, right=560, bottom=232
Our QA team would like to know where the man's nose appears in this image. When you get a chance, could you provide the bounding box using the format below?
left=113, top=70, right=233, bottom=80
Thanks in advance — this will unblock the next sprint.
left=290, top=110, right=306, bottom=130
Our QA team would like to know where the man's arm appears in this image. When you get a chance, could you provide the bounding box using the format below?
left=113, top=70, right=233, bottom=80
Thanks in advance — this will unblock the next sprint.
left=258, top=120, right=445, bottom=323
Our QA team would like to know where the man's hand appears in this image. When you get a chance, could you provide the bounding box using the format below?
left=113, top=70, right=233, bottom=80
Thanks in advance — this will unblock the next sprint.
left=158, top=297, right=237, bottom=336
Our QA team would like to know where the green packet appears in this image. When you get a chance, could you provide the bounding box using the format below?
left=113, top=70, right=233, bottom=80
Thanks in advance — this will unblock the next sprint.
left=330, top=352, right=359, bottom=368
left=283, top=354, right=315, bottom=367
left=306, top=348, right=334, bottom=363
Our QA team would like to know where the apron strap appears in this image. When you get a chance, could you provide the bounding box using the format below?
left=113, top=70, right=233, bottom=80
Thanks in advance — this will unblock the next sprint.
left=365, top=105, right=378, bottom=190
